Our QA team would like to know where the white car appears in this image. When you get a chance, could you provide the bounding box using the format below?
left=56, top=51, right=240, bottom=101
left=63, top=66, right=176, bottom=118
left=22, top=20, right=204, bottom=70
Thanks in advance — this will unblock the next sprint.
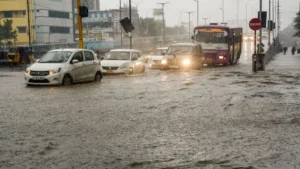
left=101, top=49, right=146, bottom=74
left=25, top=48, right=103, bottom=86
left=149, top=47, right=168, bottom=69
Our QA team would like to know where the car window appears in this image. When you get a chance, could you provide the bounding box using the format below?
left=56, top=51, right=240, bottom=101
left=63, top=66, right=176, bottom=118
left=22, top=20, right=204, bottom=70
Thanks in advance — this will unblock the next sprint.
left=84, top=51, right=94, bottom=61
left=154, top=50, right=162, bottom=55
left=72, top=51, right=83, bottom=62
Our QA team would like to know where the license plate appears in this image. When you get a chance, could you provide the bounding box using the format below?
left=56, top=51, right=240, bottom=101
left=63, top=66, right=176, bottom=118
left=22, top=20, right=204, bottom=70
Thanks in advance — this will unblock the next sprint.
left=107, top=70, right=113, bottom=73
left=169, top=65, right=179, bottom=69
left=32, top=76, right=44, bottom=80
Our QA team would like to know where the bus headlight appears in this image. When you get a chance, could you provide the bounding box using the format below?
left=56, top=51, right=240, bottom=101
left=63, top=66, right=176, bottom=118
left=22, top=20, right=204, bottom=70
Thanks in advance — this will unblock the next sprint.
left=183, top=59, right=190, bottom=65
left=219, top=56, right=224, bottom=59
left=161, top=59, right=167, bottom=64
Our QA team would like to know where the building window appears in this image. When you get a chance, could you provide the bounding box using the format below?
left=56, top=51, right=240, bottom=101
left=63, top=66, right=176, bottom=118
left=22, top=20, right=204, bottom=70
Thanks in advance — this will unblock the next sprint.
left=22, top=11, right=26, bottom=16
left=50, top=26, right=70, bottom=34
left=17, top=26, right=27, bottom=33
left=4, top=11, right=13, bottom=18
left=48, top=10, right=69, bottom=19
left=100, top=12, right=103, bottom=17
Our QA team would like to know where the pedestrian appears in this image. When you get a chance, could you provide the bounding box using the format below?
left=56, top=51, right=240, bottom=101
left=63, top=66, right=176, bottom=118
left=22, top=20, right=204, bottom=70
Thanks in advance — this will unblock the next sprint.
left=292, top=46, right=296, bottom=55
left=283, top=45, right=288, bottom=55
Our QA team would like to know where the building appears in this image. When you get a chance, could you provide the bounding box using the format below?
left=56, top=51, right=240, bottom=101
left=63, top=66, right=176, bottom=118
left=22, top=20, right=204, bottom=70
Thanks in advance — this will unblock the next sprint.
left=74, top=6, right=139, bottom=42
left=72, top=0, right=100, bottom=10
left=0, top=0, right=34, bottom=44
left=0, top=0, right=74, bottom=45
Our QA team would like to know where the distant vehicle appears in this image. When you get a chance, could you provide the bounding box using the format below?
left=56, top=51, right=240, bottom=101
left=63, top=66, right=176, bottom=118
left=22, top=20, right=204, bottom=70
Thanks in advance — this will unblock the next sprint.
left=25, top=48, right=102, bottom=86
left=160, top=43, right=204, bottom=70
left=243, top=34, right=254, bottom=41
left=8, top=46, right=34, bottom=65
left=192, top=25, right=243, bottom=65
left=149, top=47, right=168, bottom=69
left=101, top=49, right=146, bottom=74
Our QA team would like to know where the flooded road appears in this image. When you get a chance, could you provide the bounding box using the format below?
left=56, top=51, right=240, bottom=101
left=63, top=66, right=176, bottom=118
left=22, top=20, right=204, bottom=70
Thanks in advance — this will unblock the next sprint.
left=1, top=42, right=300, bottom=169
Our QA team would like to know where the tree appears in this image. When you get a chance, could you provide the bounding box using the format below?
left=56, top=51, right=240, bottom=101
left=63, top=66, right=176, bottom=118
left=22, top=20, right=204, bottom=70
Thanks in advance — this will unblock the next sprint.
left=293, top=11, right=300, bottom=37
left=0, top=19, right=18, bottom=45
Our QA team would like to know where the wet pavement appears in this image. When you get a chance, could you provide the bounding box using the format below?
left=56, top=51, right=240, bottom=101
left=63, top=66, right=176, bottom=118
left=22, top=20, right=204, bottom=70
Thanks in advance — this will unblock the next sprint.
left=1, top=42, right=300, bottom=169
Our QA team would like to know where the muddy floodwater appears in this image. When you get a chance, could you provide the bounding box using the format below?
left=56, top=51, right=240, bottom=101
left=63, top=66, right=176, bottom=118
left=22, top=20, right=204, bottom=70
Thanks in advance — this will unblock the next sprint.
left=1, top=42, right=300, bottom=169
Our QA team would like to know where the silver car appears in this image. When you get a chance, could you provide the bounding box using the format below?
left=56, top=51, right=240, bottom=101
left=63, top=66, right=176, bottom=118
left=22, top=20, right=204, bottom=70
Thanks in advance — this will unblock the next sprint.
left=25, top=48, right=103, bottom=86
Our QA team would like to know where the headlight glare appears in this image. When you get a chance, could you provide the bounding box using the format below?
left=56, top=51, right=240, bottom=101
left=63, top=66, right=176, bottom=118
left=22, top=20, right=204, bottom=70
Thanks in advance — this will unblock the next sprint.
left=219, top=56, right=224, bottom=59
left=161, top=59, right=167, bottom=64
left=49, top=68, right=61, bottom=75
left=183, top=59, right=190, bottom=65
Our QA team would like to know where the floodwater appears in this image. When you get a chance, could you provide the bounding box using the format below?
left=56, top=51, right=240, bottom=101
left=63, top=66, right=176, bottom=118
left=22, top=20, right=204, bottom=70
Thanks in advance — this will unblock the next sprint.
left=1, top=41, right=300, bottom=169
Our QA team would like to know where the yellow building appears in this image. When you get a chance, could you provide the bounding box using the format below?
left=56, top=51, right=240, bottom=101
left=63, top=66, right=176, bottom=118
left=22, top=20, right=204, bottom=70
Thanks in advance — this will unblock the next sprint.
left=0, top=0, right=34, bottom=45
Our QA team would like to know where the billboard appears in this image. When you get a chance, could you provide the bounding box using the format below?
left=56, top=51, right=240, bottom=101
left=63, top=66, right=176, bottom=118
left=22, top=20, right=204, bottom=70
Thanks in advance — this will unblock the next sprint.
left=153, top=8, right=163, bottom=16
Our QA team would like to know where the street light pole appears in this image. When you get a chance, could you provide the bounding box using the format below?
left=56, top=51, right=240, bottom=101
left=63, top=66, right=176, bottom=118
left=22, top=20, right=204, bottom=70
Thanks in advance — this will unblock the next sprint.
left=27, top=0, right=32, bottom=46
left=120, top=0, right=123, bottom=48
left=259, top=0, right=262, bottom=54
left=268, top=0, right=271, bottom=45
left=157, top=2, right=169, bottom=45
left=222, top=0, right=224, bottom=23
left=129, top=0, right=132, bottom=49
left=194, top=0, right=199, bottom=26
left=186, top=12, right=194, bottom=39
left=202, top=17, right=208, bottom=25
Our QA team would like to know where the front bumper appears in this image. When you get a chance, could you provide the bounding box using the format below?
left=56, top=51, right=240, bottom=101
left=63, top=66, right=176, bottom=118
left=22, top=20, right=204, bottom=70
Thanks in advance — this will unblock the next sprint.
left=102, top=68, right=129, bottom=74
left=24, top=73, right=63, bottom=85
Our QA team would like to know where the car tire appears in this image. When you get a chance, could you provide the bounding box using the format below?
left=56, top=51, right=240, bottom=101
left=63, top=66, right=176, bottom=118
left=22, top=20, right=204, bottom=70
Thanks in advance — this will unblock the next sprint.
left=94, top=72, right=102, bottom=82
left=63, top=75, right=72, bottom=86
left=160, top=66, right=168, bottom=71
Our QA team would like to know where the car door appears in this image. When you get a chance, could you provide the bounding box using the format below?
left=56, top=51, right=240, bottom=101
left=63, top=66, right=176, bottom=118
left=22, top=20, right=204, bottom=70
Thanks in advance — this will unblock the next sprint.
left=83, top=50, right=97, bottom=81
left=69, top=51, right=84, bottom=82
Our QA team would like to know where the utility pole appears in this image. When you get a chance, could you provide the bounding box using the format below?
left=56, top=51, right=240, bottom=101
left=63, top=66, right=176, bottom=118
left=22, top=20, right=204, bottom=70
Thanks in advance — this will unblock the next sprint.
left=157, top=2, right=169, bottom=45
left=237, top=0, right=239, bottom=25
left=268, top=0, right=271, bottom=45
left=272, top=0, right=275, bottom=40
left=277, top=0, right=279, bottom=38
left=129, top=0, right=132, bottom=49
left=202, top=17, right=208, bottom=25
left=222, top=0, right=224, bottom=23
left=120, top=0, right=123, bottom=48
left=259, top=0, right=262, bottom=54
left=77, top=0, right=84, bottom=48
left=27, top=0, right=32, bottom=46
left=194, top=0, right=199, bottom=26
left=186, top=12, right=194, bottom=39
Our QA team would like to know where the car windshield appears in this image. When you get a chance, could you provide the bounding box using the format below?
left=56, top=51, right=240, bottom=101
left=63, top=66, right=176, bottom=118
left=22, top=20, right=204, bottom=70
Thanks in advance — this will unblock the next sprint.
left=166, top=46, right=193, bottom=55
left=39, top=51, right=73, bottom=63
left=154, top=49, right=167, bottom=55
left=104, top=52, right=131, bottom=60
left=9, top=48, right=17, bottom=53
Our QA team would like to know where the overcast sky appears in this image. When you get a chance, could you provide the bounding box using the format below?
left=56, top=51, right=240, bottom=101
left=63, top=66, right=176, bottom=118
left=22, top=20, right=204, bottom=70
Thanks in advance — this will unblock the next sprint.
left=100, top=0, right=298, bottom=30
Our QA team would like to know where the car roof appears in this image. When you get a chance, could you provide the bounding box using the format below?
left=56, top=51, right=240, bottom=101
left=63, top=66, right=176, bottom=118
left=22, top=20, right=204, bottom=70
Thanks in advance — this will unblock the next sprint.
left=50, top=48, right=93, bottom=52
left=169, top=43, right=199, bottom=47
left=110, top=49, right=142, bottom=52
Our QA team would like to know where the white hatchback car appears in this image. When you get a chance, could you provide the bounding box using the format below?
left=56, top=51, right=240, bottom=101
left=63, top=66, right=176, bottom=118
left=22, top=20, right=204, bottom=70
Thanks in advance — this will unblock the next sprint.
left=149, top=47, right=168, bottom=68
left=101, top=49, right=146, bottom=74
left=25, top=48, right=103, bottom=86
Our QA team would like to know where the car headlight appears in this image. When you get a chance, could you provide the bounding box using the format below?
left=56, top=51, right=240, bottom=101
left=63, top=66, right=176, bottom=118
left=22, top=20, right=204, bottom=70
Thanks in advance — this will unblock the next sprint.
left=161, top=59, right=167, bottom=64
left=219, top=56, right=224, bottom=59
left=183, top=59, right=190, bottom=65
left=49, top=68, right=61, bottom=75
left=119, top=62, right=130, bottom=69
left=25, top=68, right=30, bottom=75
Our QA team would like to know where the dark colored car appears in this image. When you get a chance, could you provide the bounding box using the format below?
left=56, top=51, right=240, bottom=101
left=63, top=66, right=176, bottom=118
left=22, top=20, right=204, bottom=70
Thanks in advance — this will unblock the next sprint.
left=160, top=43, right=204, bottom=70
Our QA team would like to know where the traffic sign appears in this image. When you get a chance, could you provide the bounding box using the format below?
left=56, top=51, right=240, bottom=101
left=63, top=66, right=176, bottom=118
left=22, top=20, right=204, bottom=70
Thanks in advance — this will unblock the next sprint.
left=249, top=18, right=262, bottom=31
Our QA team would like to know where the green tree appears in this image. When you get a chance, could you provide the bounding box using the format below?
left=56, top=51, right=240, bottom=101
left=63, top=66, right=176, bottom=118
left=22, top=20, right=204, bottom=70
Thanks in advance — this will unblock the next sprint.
left=0, top=19, right=18, bottom=44
left=293, top=11, right=300, bottom=37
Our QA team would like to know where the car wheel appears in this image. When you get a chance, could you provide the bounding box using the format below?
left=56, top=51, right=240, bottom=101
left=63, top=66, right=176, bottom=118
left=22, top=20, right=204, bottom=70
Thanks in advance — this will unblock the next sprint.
left=94, top=72, right=102, bottom=82
left=63, top=75, right=72, bottom=86
left=160, top=66, right=168, bottom=71
left=129, top=67, right=133, bottom=75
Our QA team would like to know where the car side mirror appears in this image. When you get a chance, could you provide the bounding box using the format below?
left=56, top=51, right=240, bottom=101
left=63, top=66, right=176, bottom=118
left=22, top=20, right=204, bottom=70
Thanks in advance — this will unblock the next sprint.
left=72, top=59, right=79, bottom=64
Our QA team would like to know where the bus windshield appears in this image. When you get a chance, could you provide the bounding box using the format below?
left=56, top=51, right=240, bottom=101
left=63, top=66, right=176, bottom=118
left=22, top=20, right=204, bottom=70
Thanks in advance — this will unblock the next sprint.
left=195, top=28, right=229, bottom=50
